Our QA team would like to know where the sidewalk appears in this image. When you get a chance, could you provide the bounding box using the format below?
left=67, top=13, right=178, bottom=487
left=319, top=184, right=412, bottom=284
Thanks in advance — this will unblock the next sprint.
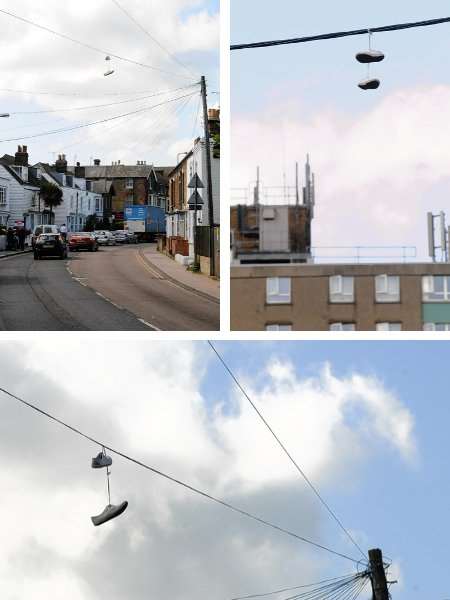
left=0, top=248, right=32, bottom=259
left=139, top=245, right=220, bottom=302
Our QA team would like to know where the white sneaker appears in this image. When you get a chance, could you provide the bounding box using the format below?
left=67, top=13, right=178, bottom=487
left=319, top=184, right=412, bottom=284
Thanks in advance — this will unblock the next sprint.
left=91, top=501, right=128, bottom=526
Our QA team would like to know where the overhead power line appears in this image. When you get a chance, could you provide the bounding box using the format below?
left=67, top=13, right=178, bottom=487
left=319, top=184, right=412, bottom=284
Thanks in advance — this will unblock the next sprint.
left=207, top=341, right=367, bottom=560
left=0, top=386, right=360, bottom=564
left=110, top=0, right=198, bottom=79
left=0, top=92, right=198, bottom=143
left=0, top=8, right=192, bottom=79
left=230, top=16, right=450, bottom=50
left=231, top=573, right=365, bottom=600
left=7, top=84, right=199, bottom=115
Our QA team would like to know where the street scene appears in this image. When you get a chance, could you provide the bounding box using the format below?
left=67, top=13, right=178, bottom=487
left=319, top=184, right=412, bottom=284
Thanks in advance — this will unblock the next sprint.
left=231, top=1, right=450, bottom=331
left=0, top=0, right=219, bottom=331
left=1, top=339, right=448, bottom=600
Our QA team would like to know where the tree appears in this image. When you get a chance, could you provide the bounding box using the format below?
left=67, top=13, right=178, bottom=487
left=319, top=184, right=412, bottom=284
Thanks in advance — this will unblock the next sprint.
left=40, top=180, right=63, bottom=224
left=84, top=214, right=97, bottom=231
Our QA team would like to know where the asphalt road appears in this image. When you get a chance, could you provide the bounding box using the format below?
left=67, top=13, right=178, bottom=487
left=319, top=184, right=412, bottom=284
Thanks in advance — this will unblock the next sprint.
left=69, top=244, right=220, bottom=331
left=0, top=244, right=219, bottom=331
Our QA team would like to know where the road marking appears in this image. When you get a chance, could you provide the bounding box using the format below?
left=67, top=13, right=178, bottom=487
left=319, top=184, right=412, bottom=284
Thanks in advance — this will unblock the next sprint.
left=138, top=318, right=161, bottom=331
left=135, top=251, right=164, bottom=279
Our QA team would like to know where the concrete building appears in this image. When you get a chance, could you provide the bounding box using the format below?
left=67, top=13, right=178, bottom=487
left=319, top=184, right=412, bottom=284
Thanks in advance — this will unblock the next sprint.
left=231, top=262, right=450, bottom=331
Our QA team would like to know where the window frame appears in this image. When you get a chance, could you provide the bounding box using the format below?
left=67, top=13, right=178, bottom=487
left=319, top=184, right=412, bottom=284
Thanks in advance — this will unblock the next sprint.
left=329, top=322, right=356, bottom=331
left=265, top=324, right=293, bottom=331
left=422, top=275, right=450, bottom=302
left=0, top=185, right=7, bottom=206
left=375, top=274, right=400, bottom=303
left=376, top=322, right=402, bottom=331
left=266, top=277, right=292, bottom=305
left=329, top=275, right=354, bottom=303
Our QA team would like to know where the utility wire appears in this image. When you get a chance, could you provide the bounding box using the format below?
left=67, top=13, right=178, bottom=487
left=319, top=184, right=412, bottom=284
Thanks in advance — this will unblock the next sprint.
left=0, top=8, right=192, bottom=79
left=231, top=16, right=450, bottom=50
left=231, top=574, right=365, bottom=600
left=0, top=87, right=193, bottom=97
left=0, top=92, right=198, bottom=143
left=0, top=385, right=360, bottom=564
left=110, top=0, right=198, bottom=79
left=7, top=84, right=199, bottom=115
left=207, top=341, right=367, bottom=560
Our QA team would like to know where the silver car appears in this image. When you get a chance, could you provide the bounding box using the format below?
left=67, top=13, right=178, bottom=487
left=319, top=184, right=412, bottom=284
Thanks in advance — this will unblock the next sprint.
left=95, top=230, right=116, bottom=246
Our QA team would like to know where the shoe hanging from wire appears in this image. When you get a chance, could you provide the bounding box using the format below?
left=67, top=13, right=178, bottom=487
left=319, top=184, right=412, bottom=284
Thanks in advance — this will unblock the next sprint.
left=357, top=31, right=384, bottom=90
left=91, top=447, right=128, bottom=526
left=104, top=55, right=115, bottom=77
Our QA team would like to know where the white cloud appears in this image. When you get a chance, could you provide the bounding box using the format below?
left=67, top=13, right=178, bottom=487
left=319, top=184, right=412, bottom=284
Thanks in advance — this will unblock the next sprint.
left=232, top=85, right=450, bottom=259
left=0, top=0, right=218, bottom=165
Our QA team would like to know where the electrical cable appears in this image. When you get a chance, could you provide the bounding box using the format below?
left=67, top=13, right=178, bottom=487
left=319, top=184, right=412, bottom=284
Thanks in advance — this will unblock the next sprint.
left=7, top=84, right=199, bottom=115
left=0, top=385, right=360, bottom=564
left=0, top=92, right=198, bottom=143
left=110, top=0, right=198, bottom=79
left=207, top=341, right=367, bottom=560
left=0, top=8, right=192, bottom=79
left=231, top=16, right=450, bottom=50
left=231, top=574, right=366, bottom=600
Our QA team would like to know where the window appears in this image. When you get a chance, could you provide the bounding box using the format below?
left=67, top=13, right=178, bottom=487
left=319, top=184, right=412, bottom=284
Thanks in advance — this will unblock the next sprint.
left=126, top=178, right=134, bottom=189
left=95, top=198, right=100, bottom=212
left=266, top=277, right=291, bottom=304
left=0, top=215, right=7, bottom=225
left=265, top=324, right=292, bottom=331
left=376, top=322, right=402, bottom=331
left=329, top=275, right=354, bottom=303
left=422, top=276, right=450, bottom=301
left=329, top=323, right=356, bottom=331
left=423, top=322, right=450, bottom=331
left=0, top=186, right=6, bottom=206
left=88, top=199, right=91, bottom=212
left=375, top=274, right=400, bottom=302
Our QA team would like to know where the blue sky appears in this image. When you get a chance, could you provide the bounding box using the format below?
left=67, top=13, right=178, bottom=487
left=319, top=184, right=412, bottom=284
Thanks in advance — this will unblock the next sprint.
left=231, top=1, right=450, bottom=259
left=207, top=341, right=450, bottom=600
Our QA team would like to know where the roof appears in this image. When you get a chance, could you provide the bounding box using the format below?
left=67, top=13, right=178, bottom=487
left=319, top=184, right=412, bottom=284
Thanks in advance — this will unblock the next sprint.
left=0, top=161, right=40, bottom=188
left=81, top=164, right=154, bottom=179
left=91, top=179, right=114, bottom=194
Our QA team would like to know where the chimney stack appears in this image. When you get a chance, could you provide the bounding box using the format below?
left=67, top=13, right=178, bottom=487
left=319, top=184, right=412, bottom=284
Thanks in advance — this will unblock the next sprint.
left=15, top=144, right=29, bottom=166
left=55, top=153, right=67, bottom=173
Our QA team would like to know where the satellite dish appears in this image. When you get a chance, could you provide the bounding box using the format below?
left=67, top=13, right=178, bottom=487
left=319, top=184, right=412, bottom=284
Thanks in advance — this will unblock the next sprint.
left=358, top=78, right=381, bottom=90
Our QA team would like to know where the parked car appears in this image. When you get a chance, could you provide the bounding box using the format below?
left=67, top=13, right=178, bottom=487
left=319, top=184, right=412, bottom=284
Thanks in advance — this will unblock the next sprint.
left=94, top=230, right=116, bottom=246
left=112, top=230, right=129, bottom=244
left=32, top=224, right=59, bottom=249
left=125, top=231, right=138, bottom=244
left=68, top=232, right=99, bottom=252
left=34, top=233, right=67, bottom=260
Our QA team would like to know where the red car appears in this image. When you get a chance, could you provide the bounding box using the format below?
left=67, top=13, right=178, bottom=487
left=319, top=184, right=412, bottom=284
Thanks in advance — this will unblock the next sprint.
left=68, top=232, right=99, bottom=252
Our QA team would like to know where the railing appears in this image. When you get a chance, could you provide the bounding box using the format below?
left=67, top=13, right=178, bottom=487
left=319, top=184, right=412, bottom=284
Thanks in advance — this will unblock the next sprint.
left=311, top=246, right=417, bottom=263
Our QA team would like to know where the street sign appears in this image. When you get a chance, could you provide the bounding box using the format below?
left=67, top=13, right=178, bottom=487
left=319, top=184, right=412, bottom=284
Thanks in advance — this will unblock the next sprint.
left=188, top=174, right=204, bottom=189
left=188, top=190, right=204, bottom=209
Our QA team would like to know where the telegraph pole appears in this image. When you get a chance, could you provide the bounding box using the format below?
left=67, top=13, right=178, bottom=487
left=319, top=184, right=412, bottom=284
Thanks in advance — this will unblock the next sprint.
left=200, top=75, right=215, bottom=277
left=368, top=548, right=389, bottom=600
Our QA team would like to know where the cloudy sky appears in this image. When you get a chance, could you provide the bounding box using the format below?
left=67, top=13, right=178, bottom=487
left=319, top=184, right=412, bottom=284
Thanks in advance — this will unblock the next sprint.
left=0, top=340, right=448, bottom=599
left=0, top=0, right=219, bottom=168
left=231, top=0, right=450, bottom=260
